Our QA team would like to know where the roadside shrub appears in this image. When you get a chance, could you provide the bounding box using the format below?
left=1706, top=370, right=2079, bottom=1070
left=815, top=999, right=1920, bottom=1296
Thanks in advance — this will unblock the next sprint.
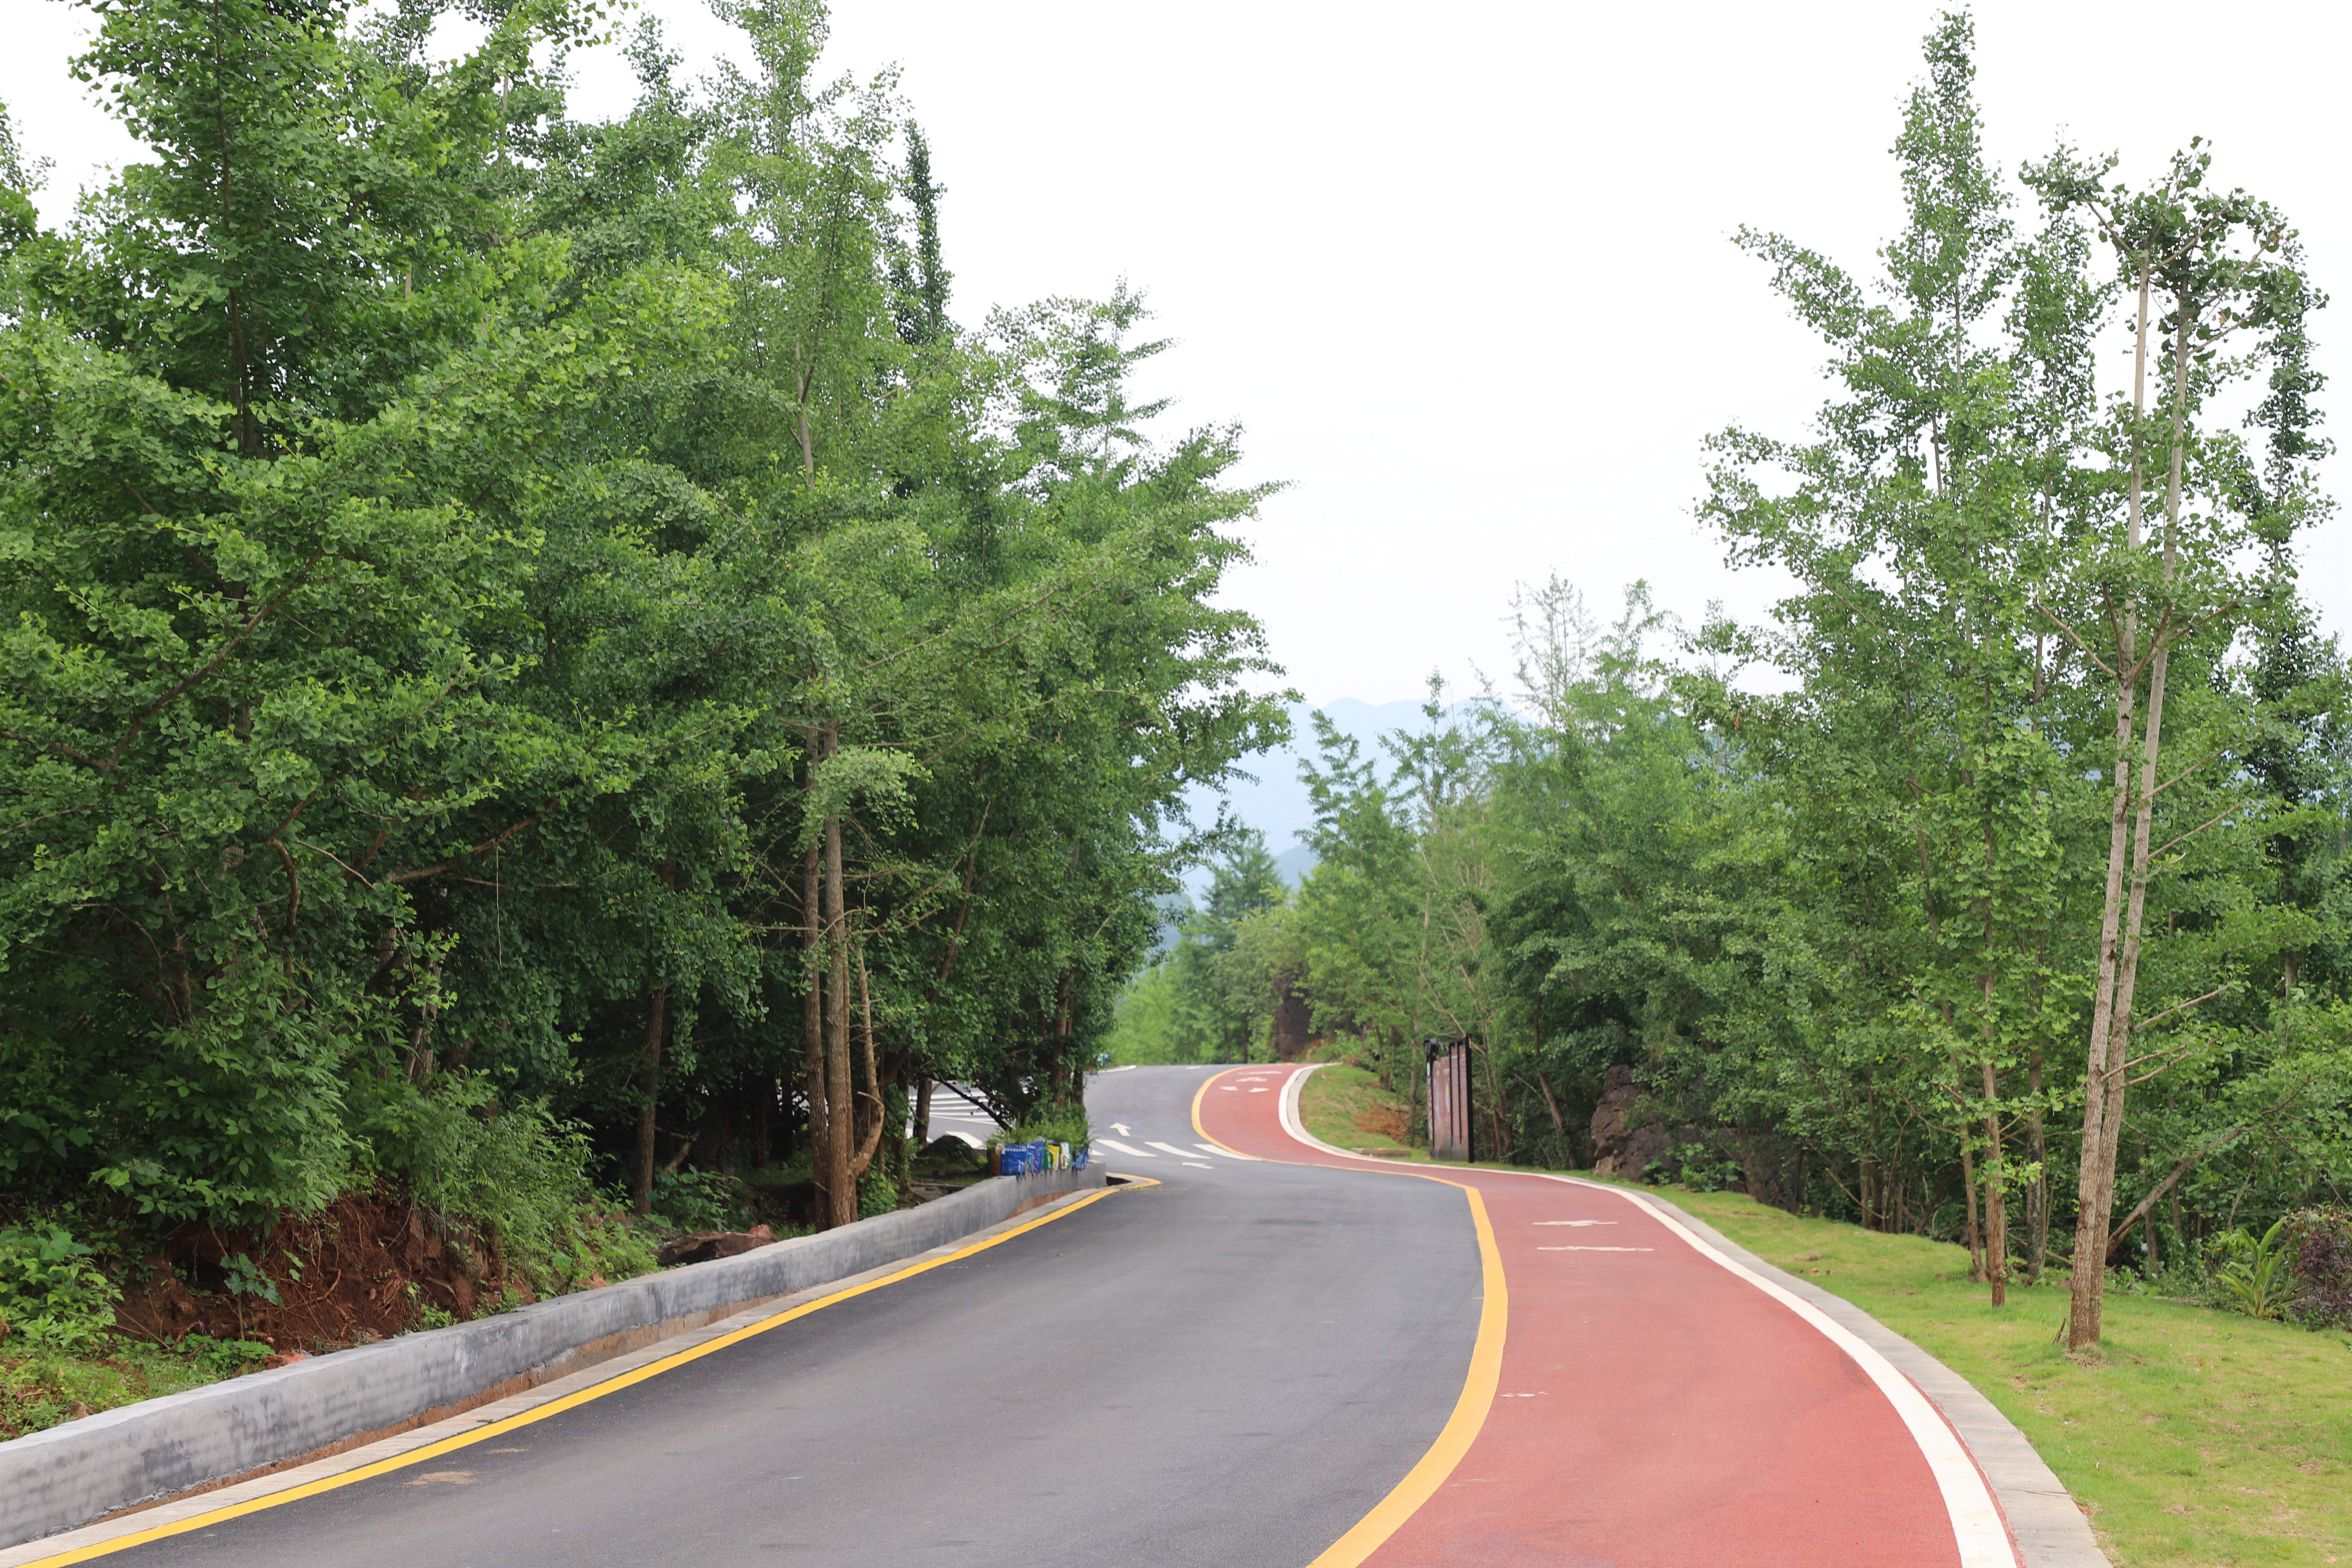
left=0, top=1334, right=271, bottom=1440
left=1007, top=1104, right=1092, bottom=1150
left=362, top=1076, right=601, bottom=1280
left=2208, top=1220, right=2295, bottom=1322
left=0, top=1226, right=120, bottom=1351
left=858, top=1161, right=899, bottom=1219
left=650, top=1169, right=742, bottom=1233
left=2282, top=1207, right=2352, bottom=1329
left=547, top=1209, right=660, bottom=1290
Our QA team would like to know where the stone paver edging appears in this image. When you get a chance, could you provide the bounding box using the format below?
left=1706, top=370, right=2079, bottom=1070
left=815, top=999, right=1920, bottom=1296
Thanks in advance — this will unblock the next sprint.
left=0, top=1166, right=1103, bottom=1551
left=1280, top=1063, right=2110, bottom=1568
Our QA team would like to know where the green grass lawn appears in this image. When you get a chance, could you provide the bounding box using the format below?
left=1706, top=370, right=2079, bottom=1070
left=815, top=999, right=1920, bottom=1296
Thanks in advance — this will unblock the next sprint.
left=1297, top=1064, right=2352, bottom=1566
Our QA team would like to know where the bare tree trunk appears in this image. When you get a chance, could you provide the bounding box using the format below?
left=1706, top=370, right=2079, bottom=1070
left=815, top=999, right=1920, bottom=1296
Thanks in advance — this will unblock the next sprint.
left=822, top=795, right=854, bottom=1229
left=1980, top=1058, right=2007, bottom=1306
left=845, top=946, right=888, bottom=1190
left=1960, top=1144, right=1983, bottom=1282
left=2072, top=287, right=2195, bottom=1348
left=632, top=987, right=669, bottom=1216
left=2026, top=1050, right=2049, bottom=1285
left=802, top=829, right=828, bottom=1215
left=2069, top=262, right=2155, bottom=1352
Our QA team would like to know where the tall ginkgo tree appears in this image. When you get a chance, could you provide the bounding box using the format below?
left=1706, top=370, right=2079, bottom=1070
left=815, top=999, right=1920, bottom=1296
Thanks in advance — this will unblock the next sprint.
left=2026, top=145, right=2326, bottom=1348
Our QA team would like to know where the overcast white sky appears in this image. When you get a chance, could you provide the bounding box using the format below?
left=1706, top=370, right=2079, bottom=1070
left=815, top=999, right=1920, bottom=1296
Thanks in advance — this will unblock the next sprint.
left=5, top=0, right=2346, bottom=706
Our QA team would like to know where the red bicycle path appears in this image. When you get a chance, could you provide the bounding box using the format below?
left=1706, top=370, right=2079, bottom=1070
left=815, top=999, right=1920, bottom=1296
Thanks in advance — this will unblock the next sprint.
left=1194, top=1063, right=2020, bottom=1568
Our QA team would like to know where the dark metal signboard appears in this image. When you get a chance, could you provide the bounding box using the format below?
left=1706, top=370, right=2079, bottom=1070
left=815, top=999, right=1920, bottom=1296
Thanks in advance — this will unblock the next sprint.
left=1426, top=1037, right=1473, bottom=1164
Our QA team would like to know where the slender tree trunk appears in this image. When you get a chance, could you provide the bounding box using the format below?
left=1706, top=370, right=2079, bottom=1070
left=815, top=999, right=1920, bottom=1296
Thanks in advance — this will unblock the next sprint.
left=2026, top=1050, right=2049, bottom=1285
left=2070, top=262, right=2154, bottom=1352
left=632, top=987, right=669, bottom=1216
left=915, top=1079, right=934, bottom=1147
left=822, top=797, right=854, bottom=1229
left=802, top=829, right=828, bottom=1214
left=1980, top=1058, right=2007, bottom=1306
left=845, top=947, right=888, bottom=1190
left=2075, top=299, right=2194, bottom=1347
left=1960, top=1144, right=1983, bottom=1282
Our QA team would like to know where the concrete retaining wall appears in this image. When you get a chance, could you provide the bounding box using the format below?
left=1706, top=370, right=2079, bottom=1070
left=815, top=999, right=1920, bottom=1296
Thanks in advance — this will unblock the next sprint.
left=0, top=1165, right=1104, bottom=1549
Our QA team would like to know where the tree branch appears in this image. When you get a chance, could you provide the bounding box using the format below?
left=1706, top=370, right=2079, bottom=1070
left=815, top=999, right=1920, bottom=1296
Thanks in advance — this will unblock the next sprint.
left=2150, top=804, right=2245, bottom=861
left=379, top=808, right=551, bottom=887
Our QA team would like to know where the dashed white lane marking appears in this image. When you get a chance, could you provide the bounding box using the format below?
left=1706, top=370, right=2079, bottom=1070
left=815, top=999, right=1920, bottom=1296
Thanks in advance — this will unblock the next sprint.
left=1095, top=1138, right=1156, bottom=1158
left=1197, top=1142, right=1259, bottom=1161
left=1145, top=1141, right=1201, bottom=1159
left=1539, top=1245, right=1655, bottom=1252
left=1182, top=1162, right=1213, bottom=1169
left=1248, top=1087, right=1271, bottom=1093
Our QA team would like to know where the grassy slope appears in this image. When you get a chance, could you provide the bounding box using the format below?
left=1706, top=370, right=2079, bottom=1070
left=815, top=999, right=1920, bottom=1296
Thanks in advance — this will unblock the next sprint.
left=1296, top=1063, right=1427, bottom=1159
left=1297, top=1067, right=2352, bottom=1567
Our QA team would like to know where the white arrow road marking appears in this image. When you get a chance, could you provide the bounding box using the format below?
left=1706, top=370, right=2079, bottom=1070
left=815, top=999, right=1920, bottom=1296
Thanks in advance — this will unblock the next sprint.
left=1095, top=1138, right=1156, bottom=1158
left=1109, top=1123, right=1133, bottom=1135
left=1197, top=1143, right=1259, bottom=1161
left=1145, top=1141, right=1200, bottom=1159
left=1534, top=1220, right=1617, bottom=1226
left=1538, top=1245, right=1655, bottom=1252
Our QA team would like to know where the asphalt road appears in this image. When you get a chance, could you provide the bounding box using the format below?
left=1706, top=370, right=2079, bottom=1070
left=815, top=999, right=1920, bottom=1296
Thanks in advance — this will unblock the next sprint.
left=108, top=1067, right=1482, bottom=1568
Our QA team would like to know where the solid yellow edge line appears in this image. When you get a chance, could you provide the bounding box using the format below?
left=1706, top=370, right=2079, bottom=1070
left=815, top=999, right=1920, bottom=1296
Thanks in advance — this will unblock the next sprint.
left=1191, top=1066, right=1510, bottom=1568
left=21, top=1182, right=1129, bottom=1568
left=1306, top=1184, right=1505, bottom=1568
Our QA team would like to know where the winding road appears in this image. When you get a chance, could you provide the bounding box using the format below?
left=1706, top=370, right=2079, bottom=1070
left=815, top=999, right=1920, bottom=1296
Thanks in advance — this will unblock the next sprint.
left=26, top=1065, right=2020, bottom=1567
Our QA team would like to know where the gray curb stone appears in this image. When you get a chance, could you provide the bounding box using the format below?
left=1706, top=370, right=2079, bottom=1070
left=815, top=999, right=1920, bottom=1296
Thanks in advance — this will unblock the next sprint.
left=0, top=1165, right=1103, bottom=1550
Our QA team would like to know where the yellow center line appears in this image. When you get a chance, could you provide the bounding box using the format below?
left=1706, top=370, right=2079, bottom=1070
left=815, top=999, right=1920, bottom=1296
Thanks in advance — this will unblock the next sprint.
left=1190, top=1067, right=1509, bottom=1568
left=21, top=1182, right=1134, bottom=1568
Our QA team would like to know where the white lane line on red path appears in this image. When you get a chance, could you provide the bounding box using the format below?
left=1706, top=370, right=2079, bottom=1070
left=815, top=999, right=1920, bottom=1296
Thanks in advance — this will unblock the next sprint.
left=1094, top=1138, right=1156, bottom=1158
left=1269, top=1063, right=2018, bottom=1568
left=1534, top=1220, right=1616, bottom=1227
left=1537, top=1245, right=1654, bottom=1252
left=1605, top=1191, right=2016, bottom=1567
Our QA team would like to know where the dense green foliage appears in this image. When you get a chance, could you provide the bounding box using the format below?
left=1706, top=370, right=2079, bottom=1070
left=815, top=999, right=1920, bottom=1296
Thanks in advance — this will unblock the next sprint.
left=0, top=0, right=1281, bottom=1267
left=1104, top=830, right=1292, bottom=1065
left=1269, top=17, right=2350, bottom=1333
